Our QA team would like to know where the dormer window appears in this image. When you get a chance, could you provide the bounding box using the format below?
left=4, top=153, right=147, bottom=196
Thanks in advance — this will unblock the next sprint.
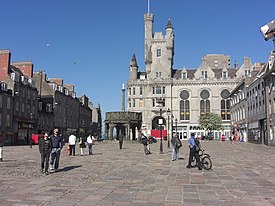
left=64, top=89, right=69, bottom=95
left=245, top=70, right=251, bottom=77
left=52, top=84, right=57, bottom=91
left=157, top=48, right=161, bottom=58
left=1, top=83, right=7, bottom=91
left=156, top=72, right=162, bottom=78
left=202, top=71, right=208, bottom=79
left=222, top=71, right=227, bottom=79
left=21, top=76, right=28, bottom=85
left=181, top=72, right=187, bottom=79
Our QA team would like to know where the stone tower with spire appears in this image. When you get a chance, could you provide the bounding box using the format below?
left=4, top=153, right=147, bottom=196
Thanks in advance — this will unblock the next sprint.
left=129, top=54, right=138, bottom=80
left=143, top=10, right=174, bottom=80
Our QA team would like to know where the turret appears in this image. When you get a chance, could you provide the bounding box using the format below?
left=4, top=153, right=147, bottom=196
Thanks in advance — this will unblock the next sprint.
left=144, top=13, right=154, bottom=67
left=129, top=54, right=138, bottom=80
left=166, top=18, right=175, bottom=69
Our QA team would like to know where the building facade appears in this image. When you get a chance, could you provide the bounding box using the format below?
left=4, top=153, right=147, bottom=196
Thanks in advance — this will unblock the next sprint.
left=127, top=10, right=252, bottom=141
left=0, top=49, right=102, bottom=145
left=230, top=61, right=266, bottom=144
left=263, top=51, right=275, bottom=146
left=0, top=50, right=38, bottom=145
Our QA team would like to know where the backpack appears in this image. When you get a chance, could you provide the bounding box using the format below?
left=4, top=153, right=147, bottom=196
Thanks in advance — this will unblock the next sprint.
left=175, top=139, right=182, bottom=148
left=141, top=136, right=148, bottom=145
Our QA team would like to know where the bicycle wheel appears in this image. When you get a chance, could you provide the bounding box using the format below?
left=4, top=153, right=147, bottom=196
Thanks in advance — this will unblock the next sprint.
left=201, top=156, right=212, bottom=170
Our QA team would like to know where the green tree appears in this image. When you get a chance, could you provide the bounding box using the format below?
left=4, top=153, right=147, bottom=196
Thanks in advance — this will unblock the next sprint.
left=199, top=113, right=224, bottom=135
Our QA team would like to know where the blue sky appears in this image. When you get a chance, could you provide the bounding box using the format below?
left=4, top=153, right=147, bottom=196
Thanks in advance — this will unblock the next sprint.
left=1, top=0, right=275, bottom=117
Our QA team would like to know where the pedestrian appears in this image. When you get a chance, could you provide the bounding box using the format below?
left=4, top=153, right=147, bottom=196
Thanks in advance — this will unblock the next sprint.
left=49, top=128, right=63, bottom=172
left=0, top=131, right=5, bottom=162
left=87, top=133, right=96, bottom=155
left=118, top=132, right=124, bottom=149
left=186, top=133, right=202, bottom=170
left=68, top=132, right=77, bottom=156
left=230, top=134, right=233, bottom=144
left=79, top=136, right=86, bottom=156
left=171, top=132, right=182, bottom=161
left=38, top=131, right=52, bottom=175
left=141, top=133, right=151, bottom=155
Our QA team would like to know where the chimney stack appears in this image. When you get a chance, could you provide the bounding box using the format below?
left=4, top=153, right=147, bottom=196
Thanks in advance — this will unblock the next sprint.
left=12, top=61, right=33, bottom=78
left=0, top=49, right=11, bottom=80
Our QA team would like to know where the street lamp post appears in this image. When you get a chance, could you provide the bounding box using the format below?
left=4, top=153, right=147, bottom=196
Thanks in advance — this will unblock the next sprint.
left=175, top=118, right=178, bottom=137
left=167, top=108, right=171, bottom=148
left=157, top=98, right=165, bottom=154
left=29, top=113, right=33, bottom=149
left=159, top=108, right=163, bottom=154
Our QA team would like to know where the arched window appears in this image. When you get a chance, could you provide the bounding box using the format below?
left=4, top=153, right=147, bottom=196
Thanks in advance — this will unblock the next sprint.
left=220, top=89, right=230, bottom=120
left=200, top=90, right=210, bottom=115
left=179, top=90, right=190, bottom=120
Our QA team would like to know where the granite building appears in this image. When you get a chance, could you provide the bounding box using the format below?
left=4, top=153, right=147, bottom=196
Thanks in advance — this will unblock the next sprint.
left=127, top=9, right=253, bottom=141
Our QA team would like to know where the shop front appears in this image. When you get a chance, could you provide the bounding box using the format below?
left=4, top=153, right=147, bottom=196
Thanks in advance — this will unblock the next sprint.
left=17, top=122, right=36, bottom=145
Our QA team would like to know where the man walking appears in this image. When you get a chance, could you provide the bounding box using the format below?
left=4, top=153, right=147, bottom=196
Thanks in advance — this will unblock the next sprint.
left=50, top=128, right=63, bottom=172
left=87, top=133, right=95, bottom=155
left=171, top=132, right=182, bottom=161
left=186, top=133, right=202, bottom=170
left=68, top=132, right=77, bottom=156
left=0, top=131, right=5, bottom=161
left=118, top=132, right=125, bottom=149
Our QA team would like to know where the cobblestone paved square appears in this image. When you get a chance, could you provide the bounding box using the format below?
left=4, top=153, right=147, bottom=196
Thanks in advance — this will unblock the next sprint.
left=0, top=140, right=275, bottom=206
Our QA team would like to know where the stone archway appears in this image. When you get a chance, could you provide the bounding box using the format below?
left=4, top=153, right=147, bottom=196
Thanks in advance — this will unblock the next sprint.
left=105, top=111, right=142, bottom=141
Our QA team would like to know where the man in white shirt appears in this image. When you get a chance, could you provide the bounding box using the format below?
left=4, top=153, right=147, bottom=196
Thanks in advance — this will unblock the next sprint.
left=87, top=134, right=95, bottom=155
left=68, top=132, right=77, bottom=156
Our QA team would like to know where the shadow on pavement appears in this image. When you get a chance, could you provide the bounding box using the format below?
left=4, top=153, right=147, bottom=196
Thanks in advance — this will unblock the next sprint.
left=59, top=165, right=82, bottom=172
left=91, top=153, right=103, bottom=155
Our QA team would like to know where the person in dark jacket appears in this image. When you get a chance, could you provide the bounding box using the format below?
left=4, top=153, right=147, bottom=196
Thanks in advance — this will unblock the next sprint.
left=49, top=128, right=63, bottom=172
left=39, top=132, right=52, bottom=175
left=171, top=132, right=182, bottom=161
left=186, top=133, right=202, bottom=170
left=0, top=131, right=5, bottom=162
left=118, top=132, right=125, bottom=149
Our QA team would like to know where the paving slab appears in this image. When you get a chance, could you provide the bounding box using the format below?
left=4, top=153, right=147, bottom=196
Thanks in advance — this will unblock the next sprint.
left=0, top=140, right=275, bottom=205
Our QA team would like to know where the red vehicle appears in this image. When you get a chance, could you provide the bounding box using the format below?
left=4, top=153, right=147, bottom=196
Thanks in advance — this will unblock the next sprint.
left=31, top=134, right=44, bottom=144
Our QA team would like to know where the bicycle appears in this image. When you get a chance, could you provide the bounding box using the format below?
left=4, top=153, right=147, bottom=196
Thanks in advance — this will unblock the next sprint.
left=191, top=149, right=212, bottom=170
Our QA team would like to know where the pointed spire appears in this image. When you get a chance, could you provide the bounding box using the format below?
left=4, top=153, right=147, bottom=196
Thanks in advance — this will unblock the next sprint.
left=166, top=18, right=173, bottom=29
left=130, top=53, right=138, bottom=68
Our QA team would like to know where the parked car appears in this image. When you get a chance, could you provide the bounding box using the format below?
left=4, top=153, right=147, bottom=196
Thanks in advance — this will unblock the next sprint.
left=204, top=132, right=214, bottom=140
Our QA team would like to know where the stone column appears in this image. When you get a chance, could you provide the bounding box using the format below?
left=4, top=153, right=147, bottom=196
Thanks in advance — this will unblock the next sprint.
left=122, top=84, right=125, bottom=112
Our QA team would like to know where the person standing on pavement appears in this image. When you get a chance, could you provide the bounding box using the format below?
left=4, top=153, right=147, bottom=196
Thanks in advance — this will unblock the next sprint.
left=171, top=132, right=182, bottom=161
left=141, top=133, right=151, bottom=155
left=0, top=131, right=5, bottom=162
left=186, top=133, right=202, bottom=170
left=118, top=132, right=125, bottom=149
left=68, top=132, right=77, bottom=156
left=49, top=128, right=63, bottom=172
left=86, top=133, right=96, bottom=155
left=39, top=131, right=52, bottom=175
left=79, top=136, right=86, bottom=156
